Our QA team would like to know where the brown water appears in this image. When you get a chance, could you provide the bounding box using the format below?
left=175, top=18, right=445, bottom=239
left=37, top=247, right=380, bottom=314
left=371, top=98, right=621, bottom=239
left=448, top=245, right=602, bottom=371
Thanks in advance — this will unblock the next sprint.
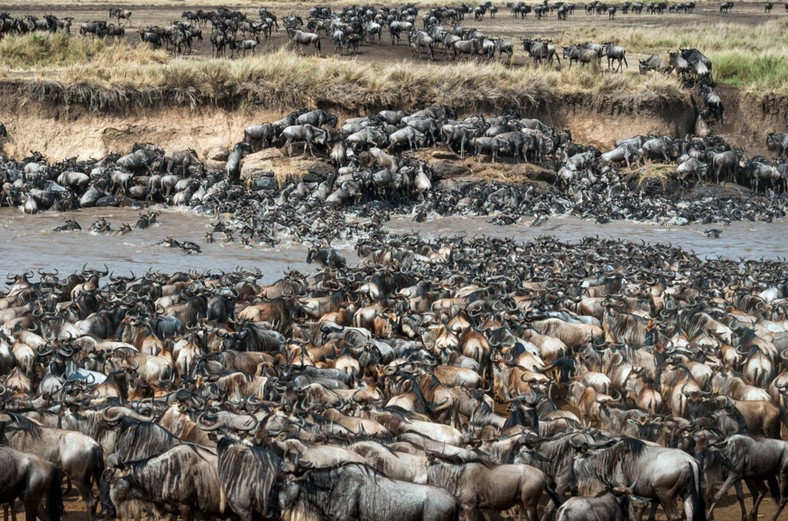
left=0, top=207, right=785, bottom=283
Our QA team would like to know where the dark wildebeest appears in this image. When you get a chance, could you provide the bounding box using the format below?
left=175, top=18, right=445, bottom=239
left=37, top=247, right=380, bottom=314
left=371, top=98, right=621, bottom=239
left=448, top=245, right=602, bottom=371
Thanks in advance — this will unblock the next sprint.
left=0, top=446, right=63, bottom=521
left=103, top=445, right=223, bottom=521
left=0, top=413, right=103, bottom=521
left=109, top=8, right=132, bottom=26
left=603, top=42, right=628, bottom=72
left=296, top=109, right=338, bottom=129
left=522, top=38, right=561, bottom=65
left=701, top=85, right=724, bottom=121
left=227, top=142, right=252, bottom=184
left=306, top=247, right=346, bottom=269
left=767, top=132, right=788, bottom=159
left=573, top=438, right=705, bottom=521
left=639, top=54, right=671, bottom=74
left=563, top=45, right=599, bottom=68
left=681, top=48, right=712, bottom=80
left=244, top=123, right=277, bottom=151
left=217, top=437, right=283, bottom=521
left=278, top=463, right=460, bottom=521
left=705, top=435, right=788, bottom=521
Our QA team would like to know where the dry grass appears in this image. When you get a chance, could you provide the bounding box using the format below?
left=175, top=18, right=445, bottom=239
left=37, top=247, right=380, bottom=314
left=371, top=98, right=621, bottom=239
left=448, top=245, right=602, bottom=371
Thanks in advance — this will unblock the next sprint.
left=0, top=32, right=168, bottom=69
left=7, top=42, right=686, bottom=112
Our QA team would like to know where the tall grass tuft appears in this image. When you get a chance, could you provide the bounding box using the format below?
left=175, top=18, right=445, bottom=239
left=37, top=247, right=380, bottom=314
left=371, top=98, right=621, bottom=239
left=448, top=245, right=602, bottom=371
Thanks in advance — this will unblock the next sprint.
left=0, top=33, right=168, bottom=69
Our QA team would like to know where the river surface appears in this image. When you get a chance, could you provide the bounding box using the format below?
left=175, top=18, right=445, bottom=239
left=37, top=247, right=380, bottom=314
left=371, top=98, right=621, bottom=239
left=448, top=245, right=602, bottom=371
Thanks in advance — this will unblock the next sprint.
left=0, top=206, right=785, bottom=282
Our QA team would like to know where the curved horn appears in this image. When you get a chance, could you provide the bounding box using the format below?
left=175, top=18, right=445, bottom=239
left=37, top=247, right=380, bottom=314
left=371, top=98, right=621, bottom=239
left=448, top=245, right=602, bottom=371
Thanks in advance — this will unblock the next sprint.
left=196, top=411, right=225, bottom=431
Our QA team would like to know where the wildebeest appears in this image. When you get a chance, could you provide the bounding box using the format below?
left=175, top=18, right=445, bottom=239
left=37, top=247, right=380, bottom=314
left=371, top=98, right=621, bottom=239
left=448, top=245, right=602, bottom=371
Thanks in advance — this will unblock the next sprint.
left=767, top=132, right=788, bottom=159
left=227, top=142, right=252, bottom=184
left=103, top=444, right=224, bottom=521
left=426, top=459, right=560, bottom=521
left=279, top=463, right=460, bottom=521
left=162, top=149, right=201, bottom=175
left=705, top=435, right=788, bottom=521
left=639, top=54, right=671, bottom=74
left=289, top=30, right=321, bottom=53
left=522, top=38, right=561, bottom=65
left=217, top=437, right=283, bottom=521
left=409, top=30, right=435, bottom=61
left=563, top=45, right=599, bottom=68
left=681, top=48, right=712, bottom=80
left=231, top=38, right=259, bottom=58
left=700, top=85, right=724, bottom=121
left=0, top=413, right=103, bottom=521
left=556, top=488, right=637, bottom=521
left=603, top=43, right=627, bottom=72
left=573, top=438, right=705, bottom=521
left=296, top=109, right=338, bottom=129
left=108, top=8, right=132, bottom=26
left=281, top=124, right=328, bottom=157
left=0, top=445, right=62, bottom=521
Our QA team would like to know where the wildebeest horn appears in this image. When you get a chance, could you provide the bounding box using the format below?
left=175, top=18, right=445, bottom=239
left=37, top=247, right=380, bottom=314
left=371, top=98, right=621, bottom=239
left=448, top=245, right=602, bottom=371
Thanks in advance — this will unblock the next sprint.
left=196, top=411, right=225, bottom=431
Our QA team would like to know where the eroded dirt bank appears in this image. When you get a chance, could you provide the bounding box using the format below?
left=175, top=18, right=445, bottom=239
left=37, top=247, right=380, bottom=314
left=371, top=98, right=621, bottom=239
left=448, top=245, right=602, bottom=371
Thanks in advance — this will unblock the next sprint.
left=0, top=80, right=700, bottom=161
left=1, top=80, right=785, bottom=162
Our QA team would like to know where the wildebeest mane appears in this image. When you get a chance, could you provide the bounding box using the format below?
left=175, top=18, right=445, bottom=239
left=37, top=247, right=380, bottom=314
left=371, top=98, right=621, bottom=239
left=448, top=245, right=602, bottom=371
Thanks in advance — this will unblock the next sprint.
left=3, top=412, right=44, bottom=438
left=384, top=405, right=414, bottom=423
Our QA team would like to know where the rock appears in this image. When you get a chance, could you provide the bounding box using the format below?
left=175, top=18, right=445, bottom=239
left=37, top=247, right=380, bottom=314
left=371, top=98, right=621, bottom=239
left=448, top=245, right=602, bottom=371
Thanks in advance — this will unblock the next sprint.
left=204, top=159, right=227, bottom=173
left=431, top=160, right=471, bottom=179
left=240, top=151, right=277, bottom=180
left=204, top=146, right=229, bottom=162
left=687, top=182, right=754, bottom=201
left=254, top=147, right=285, bottom=160
left=250, top=177, right=279, bottom=191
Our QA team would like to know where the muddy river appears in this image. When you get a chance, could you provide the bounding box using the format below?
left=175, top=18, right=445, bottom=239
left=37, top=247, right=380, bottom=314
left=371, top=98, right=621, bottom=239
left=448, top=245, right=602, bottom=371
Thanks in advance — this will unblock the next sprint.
left=1, top=206, right=785, bottom=281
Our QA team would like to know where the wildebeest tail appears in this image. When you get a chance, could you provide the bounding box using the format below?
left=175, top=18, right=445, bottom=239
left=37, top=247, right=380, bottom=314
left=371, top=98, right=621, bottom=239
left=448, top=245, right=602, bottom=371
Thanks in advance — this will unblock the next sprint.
left=545, top=483, right=564, bottom=508
left=317, top=38, right=321, bottom=52
left=688, top=462, right=706, bottom=521
left=91, top=445, right=106, bottom=489
left=48, top=468, right=64, bottom=521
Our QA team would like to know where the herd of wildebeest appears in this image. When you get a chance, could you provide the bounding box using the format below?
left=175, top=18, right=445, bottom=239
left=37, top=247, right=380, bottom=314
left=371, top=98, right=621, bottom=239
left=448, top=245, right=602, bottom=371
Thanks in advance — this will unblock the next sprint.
left=0, top=226, right=788, bottom=521
left=0, top=1, right=785, bottom=61
left=1, top=100, right=788, bottom=234
left=2, top=2, right=788, bottom=521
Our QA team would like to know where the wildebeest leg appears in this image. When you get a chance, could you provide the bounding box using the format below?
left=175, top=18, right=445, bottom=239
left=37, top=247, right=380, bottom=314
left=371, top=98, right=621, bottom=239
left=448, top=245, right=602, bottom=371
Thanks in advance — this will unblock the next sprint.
left=746, top=479, right=770, bottom=521
left=178, top=505, right=193, bottom=521
left=75, top=478, right=98, bottom=521
left=708, top=473, right=742, bottom=519
left=645, top=499, right=659, bottom=521
left=655, top=493, right=681, bottom=521
left=766, top=474, right=787, bottom=521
